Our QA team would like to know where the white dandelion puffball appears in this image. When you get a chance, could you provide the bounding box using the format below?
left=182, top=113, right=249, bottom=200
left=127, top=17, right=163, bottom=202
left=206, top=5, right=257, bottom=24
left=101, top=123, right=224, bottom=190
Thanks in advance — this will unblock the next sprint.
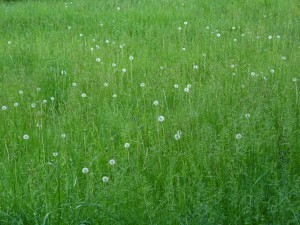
left=72, top=83, right=77, bottom=87
left=174, top=84, right=179, bottom=89
left=2, top=106, right=8, bottom=111
left=14, top=102, right=19, bottom=107
left=184, top=87, right=189, bottom=93
left=122, top=68, right=127, bottom=73
left=96, top=58, right=101, bottom=62
left=42, top=100, right=47, bottom=104
left=109, top=159, right=116, bottom=166
left=82, top=167, right=89, bottom=174
left=61, top=133, right=66, bottom=139
left=31, top=103, right=36, bottom=108
left=53, top=152, right=59, bottom=157
left=158, top=115, right=165, bottom=122
left=50, top=97, right=55, bottom=101
left=250, top=72, right=256, bottom=76
left=270, top=69, right=275, bottom=74
left=102, top=176, right=109, bottom=183
left=124, top=143, right=130, bottom=149
left=129, top=56, right=134, bottom=61
left=140, top=83, right=145, bottom=87
left=186, top=84, right=192, bottom=89
left=236, top=134, right=242, bottom=140
left=174, top=133, right=181, bottom=141
left=183, top=21, right=188, bottom=26
left=153, top=100, right=159, bottom=106
left=104, top=83, right=108, bottom=87
left=193, top=65, right=199, bottom=70
left=112, top=94, right=117, bottom=98
left=23, top=134, right=29, bottom=140
left=112, top=63, right=116, bottom=67
left=245, top=114, right=251, bottom=119
left=81, top=93, right=87, bottom=98
left=18, top=90, right=24, bottom=95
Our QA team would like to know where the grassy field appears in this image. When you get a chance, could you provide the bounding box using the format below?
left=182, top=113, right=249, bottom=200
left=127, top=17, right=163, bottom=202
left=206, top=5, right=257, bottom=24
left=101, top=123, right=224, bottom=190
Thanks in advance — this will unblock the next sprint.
left=0, top=0, right=300, bottom=224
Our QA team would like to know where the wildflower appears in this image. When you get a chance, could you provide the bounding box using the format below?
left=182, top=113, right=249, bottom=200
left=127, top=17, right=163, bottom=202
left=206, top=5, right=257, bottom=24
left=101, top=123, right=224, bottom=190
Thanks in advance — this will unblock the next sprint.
left=292, top=78, right=298, bottom=82
left=109, top=159, right=116, bottom=166
left=102, top=176, right=109, bottom=183
left=13, top=103, right=19, bottom=107
left=18, top=90, right=24, bottom=95
left=61, top=70, right=67, bottom=75
left=104, top=83, right=108, bottom=87
left=112, top=94, right=117, bottom=98
left=193, top=65, right=199, bottom=70
left=235, top=134, right=242, bottom=140
left=53, top=152, right=59, bottom=157
left=124, top=143, right=130, bottom=149
left=72, top=83, right=77, bottom=87
left=117, top=6, right=120, bottom=11
left=183, top=21, right=188, bottom=26
left=61, top=133, right=66, bottom=139
left=37, top=87, right=41, bottom=92
left=50, top=97, right=55, bottom=101
left=276, top=35, right=281, bottom=39
left=140, top=83, right=145, bottom=87
left=95, top=45, right=100, bottom=49
left=8, top=41, right=12, bottom=45
left=174, top=84, right=179, bottom=89
left=82, top=167, right=89, bottom=174
left=105, top=40, right=110, bottom=44
left=153, top=100, right=159, bottom=106
left=68, top=26, right=71, bottom=30
left=232, top=26, right=236, bottom=30
left=250, top=72, right=256, bottom=76
left=96, top=58, right=101, bottom=62
left=23, top=134, right=29, bottom=140
left=178, top=27, right=182, bottom=31
left=112, top=63, right=116, bottom=67
left=122, top=68, right=126, bottom=73
left=80, top=34, right=83, bottom=37
left=186, top=84, right=192, bottom=89
left=182, top=47, right=186, bottom=51
left=245, top=113, right=251, bottom=119
left=81, top=93, right=87, bottom=98
left=129, top=56, right=134, bottom=61
left=270, top=69, right=275, bottom=74
left=281, top=56, right=286, bottom=60
left=158, top=115, right=165, bottom=122
left=2, top=106, right=7, bottom=111
left=31, top=103, right=36, bottom=108
left=216, top=33, right=221, bottom=37
left=184, top=87, right=189, bottom=92
left=268, top=35, right=273, bottom=40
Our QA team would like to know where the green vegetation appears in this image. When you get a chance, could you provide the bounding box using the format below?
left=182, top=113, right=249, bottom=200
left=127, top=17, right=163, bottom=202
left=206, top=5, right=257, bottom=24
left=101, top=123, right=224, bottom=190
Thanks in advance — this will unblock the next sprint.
left=0, top=0, right=299, bottom=224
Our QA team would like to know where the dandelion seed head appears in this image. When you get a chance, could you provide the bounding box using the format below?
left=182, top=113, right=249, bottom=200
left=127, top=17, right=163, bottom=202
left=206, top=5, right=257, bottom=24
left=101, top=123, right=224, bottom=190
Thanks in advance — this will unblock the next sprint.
left=216, top=33, right=221, bottom=37
left=250, top=72, right=256, bottom=76
left=122, top=68, right=126, bottom=73
left=53, top=152, right=58, bottom=157
left=158, top=115, right=165, bottom=122
left=183, top=21, right=188, bottom=26
left=14, top=102, right=19, bottom=107
left=129, top=56, right=134, bottom=61
left=281, top=56, right=286, bottom=60
left=112, top=63, right=116, bottom=67
left=18, top=90, right=24, bottom=95
left=235, top=134, right=242, bottom=140
left=153, top=100, right=159, bottom=106
left=23, top=134, right=29, bottom=140
left=31, top=103, right=36, bottom=108
left=186, top=84, right=192, bottom=89
left=96, top=58, right=101, bottom=62
left=178, top=26, right=182, bottom=31
left=109, top=159, right=115, bottom=166
left=124, top=143, right=130, bottom=149
left=102, top=176, right=109, bottom=183
left=140, top=82, right=145, bottom=87
left=112, top=94, right=117, bottom=98
left=245, top=113, right=251, bottom=119
left=81, top=93, right=87, bottom=98
left=104, top=83, right=108, bottom=87
left=270, top=69, right=275, bottom=74
left=174, top=84, right=179, bottom=89
left=61, top=133, right=66, bottom=139
left=82, top=167, right=89, bottom=174
left=193, top=65, right=199, bottom=70
left=292, top=78, right=298, bottom=82
left=2, top=106, right=8, bottom=111
left=50, top=97, right=55, bottom=101
left=8, top=41, right=12, bottom=45
left=184, top=87, right=190, bottom=92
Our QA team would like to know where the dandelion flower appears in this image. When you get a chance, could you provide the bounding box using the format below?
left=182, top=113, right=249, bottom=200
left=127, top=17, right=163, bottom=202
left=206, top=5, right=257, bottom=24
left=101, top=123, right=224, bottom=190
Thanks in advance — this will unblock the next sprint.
left=140, top=83, right=145, bottom=87
left=112, top=94, right=117, bottom=98
left=8, top=41, right=12, bottom=45
left=270, top=69, right=275, bottom=74
left=102, top=176, right=109, bottom=183
left=82, top=167, right=89, bottom=174
left=31, top=103, right=36, bottom=108
left=50, top=97, right=55, bottom=101
left=122, top=68, right=126, bottom=73
left=53, top=152, right=59, bottom=157
left=193, top=65, right=199, bottom=70
left=124, top=143, right=130, bottom=149
left=61, top=133, right=66, bottom=139
left=158, top=115, right=165, bottom=122
left=13, top=102, right=19, bottom=107
left=292, top=78, right=298, bottom=82
left=183, top=21, right=188, bottom=26
left=129, top=56, right=134, bottom=61
left=281, top=56, right=286, bottom=60
left=109, top=159, right=116, bottom=166
left=112, top=63, right=116, bottom=67
left=250, top=72, right=256, bottom=76
left=2, top=106, right=8, bottom=111
left=81, top=93, right=87, bottom=98
left=235, top=134, right=242, bottom=140
left=178, top=27, right=182, bottom=31
left=42, top=100, right=47, bottom=104
left=96, top=58, right=101, bottom=62
left=18, top=90, right=24, bottom=95
left=186, top=84, right=192, bottom=89
left=153, top=100, right=159, bottom=106
left=184, top=87, right=189, bottom=93
left=174, top=84, right=179, bottom=89
left=23, top=134, right=29, bottom=140
left=174, top=133, right=181, bottom=141
left=104, top=83, right=108, bottom=87
left=245, top=113, right=251, bottom=119
left=72, top=83, right=77, bottom=87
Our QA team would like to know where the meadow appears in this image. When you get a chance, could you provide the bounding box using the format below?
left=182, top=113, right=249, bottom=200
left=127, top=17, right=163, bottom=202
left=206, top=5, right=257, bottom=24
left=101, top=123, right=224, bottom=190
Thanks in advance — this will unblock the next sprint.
left=0, top=0, right=300, bottom=224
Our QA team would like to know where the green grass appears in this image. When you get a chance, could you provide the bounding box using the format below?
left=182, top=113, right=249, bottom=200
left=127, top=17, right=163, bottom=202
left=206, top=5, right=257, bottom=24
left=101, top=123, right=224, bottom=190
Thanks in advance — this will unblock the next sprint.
left=0, top=0, right=300, bottom=224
